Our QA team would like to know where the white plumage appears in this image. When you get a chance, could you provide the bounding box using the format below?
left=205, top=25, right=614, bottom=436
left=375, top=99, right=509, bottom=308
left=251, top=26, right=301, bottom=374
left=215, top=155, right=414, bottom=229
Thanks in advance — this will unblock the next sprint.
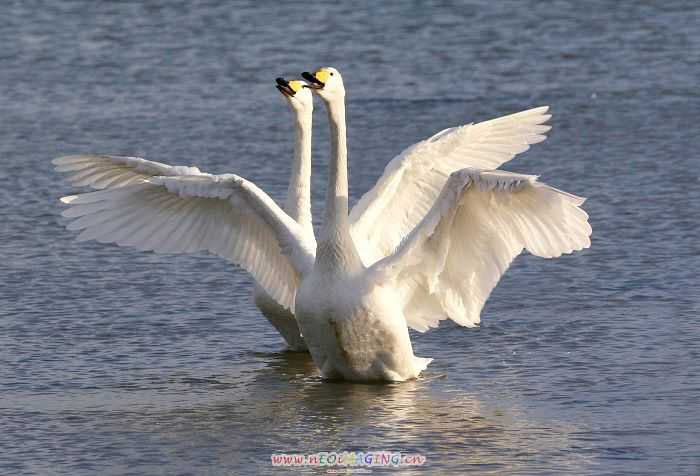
left=55, top=81, right=316, bottom=351
left=57, top=169, right=314, bottom=311
left=349, top=106, right=552, bottom=266
left=53, top=154, right=197, bottom=189
left=251, top=81, right=314, bottom=351
left=56, top=68, right=592, bottom=382
left=368, top=169, right=591, bottom=331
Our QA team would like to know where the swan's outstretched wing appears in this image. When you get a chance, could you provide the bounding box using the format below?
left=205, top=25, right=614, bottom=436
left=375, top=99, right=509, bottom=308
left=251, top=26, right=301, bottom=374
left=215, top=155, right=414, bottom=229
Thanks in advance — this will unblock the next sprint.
left=368, top=168, right=591, bottom=331
left=52, top=155, right=203, bottom=189
left=349, top=107, right=552, bottom=265
left=59, top=173, right=315, bottom=311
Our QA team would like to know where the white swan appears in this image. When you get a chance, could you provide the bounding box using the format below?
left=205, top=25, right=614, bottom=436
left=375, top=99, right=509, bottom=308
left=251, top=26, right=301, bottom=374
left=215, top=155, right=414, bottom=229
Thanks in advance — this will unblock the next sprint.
left=252, top=78, right=314, bottom=351
left=294, top=67, right=591, bottom=381
left=53, top=80, right=317, bottom=332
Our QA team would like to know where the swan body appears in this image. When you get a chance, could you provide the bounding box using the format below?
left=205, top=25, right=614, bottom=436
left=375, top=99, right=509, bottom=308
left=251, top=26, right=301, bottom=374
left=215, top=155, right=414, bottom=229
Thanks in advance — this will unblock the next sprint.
left=295, top=67, right=591, bottom=382
left=253, top=292, right=307, bottom=350
left=296, top=273, right=432, bottom=381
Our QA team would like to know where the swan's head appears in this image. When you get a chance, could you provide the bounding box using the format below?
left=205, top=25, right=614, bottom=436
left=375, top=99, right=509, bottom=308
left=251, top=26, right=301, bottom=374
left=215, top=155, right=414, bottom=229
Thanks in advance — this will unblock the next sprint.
left=275, top=77, right=313, bottom=113
left=301, top=67, right=345, bottom=102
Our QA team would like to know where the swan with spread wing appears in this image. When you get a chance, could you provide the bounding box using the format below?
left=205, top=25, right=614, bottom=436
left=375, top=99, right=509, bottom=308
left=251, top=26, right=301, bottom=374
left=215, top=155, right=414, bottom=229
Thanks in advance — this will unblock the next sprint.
left=54, top=80, right=317, bottom=348
left=293, top=67, right=591, bottom=381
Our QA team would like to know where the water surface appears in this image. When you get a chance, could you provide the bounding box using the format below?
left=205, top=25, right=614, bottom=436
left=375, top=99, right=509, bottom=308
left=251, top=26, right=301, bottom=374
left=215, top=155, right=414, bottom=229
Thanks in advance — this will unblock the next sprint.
left=1, top=1, right=699, bottom=474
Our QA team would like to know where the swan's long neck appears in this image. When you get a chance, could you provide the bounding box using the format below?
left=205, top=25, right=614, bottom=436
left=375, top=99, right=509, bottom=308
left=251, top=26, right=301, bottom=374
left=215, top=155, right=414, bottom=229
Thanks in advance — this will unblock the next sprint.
left=284, top=107, right=313, bottom=237
left=324, top=98, right=349, bottom=230
left=316, top=95, right=364, bottom=274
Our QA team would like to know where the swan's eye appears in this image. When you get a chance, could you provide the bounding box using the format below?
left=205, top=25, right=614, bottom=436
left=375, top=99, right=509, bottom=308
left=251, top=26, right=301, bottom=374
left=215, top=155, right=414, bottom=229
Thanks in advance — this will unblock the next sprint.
left=330, top=72, right=334, bottom=76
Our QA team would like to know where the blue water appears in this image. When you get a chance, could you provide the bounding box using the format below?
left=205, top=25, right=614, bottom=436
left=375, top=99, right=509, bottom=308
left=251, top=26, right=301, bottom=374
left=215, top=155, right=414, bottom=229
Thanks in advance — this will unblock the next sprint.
left=1, top=1, right=699, bottom=474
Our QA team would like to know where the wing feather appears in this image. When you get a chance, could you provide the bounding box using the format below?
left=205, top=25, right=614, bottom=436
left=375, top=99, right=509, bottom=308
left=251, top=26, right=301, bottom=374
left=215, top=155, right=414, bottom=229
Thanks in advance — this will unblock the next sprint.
left=350, top=106, right=552, bottom=266
left=58, top=173, right=313, bottom=311
left=369, top=168, right=591, bottom=330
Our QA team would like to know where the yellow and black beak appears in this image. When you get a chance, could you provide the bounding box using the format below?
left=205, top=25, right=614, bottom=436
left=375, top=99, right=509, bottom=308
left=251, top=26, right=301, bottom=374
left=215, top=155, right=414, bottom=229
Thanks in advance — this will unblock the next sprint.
left=301, top=71, right=326, bottom=89
left=276, top=77, right=298, bottom=97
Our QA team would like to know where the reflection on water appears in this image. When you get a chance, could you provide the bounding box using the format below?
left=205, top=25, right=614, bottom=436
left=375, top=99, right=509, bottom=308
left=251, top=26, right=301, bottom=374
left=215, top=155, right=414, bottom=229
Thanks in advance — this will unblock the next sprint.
left=3, top=352, right=591, bottom=474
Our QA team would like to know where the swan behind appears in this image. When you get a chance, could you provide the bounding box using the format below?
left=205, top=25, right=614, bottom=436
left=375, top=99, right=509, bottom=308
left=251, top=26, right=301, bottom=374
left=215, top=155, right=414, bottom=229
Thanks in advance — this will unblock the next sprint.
left=252, top=79, right=315, bottom=351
